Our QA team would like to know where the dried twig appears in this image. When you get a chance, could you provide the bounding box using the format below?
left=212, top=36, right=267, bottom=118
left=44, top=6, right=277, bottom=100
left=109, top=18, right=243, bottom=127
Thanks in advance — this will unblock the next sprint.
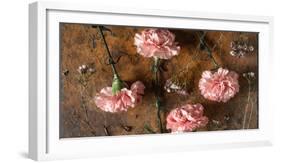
left=197, top=31, right=220, bottom=69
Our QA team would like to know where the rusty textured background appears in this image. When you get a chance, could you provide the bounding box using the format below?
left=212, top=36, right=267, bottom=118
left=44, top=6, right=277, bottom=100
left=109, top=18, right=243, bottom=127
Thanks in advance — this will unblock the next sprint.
left=59, top=23, right=258, bottom=138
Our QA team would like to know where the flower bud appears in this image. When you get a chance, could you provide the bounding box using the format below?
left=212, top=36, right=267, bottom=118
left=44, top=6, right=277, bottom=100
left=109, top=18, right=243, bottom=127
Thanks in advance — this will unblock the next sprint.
left=111, top=74, right=123, bottom=95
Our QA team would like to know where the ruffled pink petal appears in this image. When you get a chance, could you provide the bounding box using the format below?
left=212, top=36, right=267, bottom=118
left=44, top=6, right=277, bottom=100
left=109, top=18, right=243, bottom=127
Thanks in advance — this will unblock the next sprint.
left=94, top=81, right=145, bottom=113
left=130, top=81, right=145, bottom=104
left=134, top=28, right=180, bottom=60
left=166, top=103, right=209, bottom=133
left=199, top=68, right=239, bottom=103
left=131, top=81, right=145, bottom=95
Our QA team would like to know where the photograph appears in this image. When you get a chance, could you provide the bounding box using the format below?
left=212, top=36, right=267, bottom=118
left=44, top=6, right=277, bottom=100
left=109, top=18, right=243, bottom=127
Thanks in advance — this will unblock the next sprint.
left=59, top=23, right=258, bottom=138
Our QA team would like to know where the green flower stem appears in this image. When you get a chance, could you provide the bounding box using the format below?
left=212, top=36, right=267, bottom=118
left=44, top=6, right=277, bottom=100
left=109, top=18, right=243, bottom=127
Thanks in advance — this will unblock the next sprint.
left=144, top=124, right=156, bottom=134
left=198, top=31, right=220, bottom=69
left=97, top=26, right=123, bottom=94
left=97, top=26, right=119, bottom=78
left=153, top=57, right=163, bottom=133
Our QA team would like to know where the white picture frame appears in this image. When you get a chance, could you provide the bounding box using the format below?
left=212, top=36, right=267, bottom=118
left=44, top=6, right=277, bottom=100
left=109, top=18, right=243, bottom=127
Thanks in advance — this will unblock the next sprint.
left=29, top=1, right=274, bottom=161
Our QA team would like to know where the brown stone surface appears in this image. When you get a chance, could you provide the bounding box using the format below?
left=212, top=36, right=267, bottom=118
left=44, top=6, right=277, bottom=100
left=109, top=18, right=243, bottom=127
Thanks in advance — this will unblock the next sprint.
left=60, top=23, right=258, bottom=138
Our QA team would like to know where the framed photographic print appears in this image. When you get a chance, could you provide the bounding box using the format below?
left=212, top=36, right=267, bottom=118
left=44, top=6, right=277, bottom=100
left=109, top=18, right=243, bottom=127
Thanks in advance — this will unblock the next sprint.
left=29, top=1, right=274, bottom=161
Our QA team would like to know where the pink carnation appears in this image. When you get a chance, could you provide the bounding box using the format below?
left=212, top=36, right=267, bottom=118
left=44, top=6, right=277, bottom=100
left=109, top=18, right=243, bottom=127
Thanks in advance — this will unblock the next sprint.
left=199, top=68, right=239, bottom=103
left=134, top=28, right=180, bottom=59
left=166, top=103, right=208, bottom=133
left=94, top=81, right=145, bottom=113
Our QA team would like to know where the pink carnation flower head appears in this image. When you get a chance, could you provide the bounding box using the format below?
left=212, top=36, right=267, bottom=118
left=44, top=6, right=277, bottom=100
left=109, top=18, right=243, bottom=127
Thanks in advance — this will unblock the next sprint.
left=134, top=28, right=180, bottom=59
left=199, top=68, right=239, bottom=103
left=166, top=103, right=208, bottom=133
left=94, top=81, right=145, bottom=113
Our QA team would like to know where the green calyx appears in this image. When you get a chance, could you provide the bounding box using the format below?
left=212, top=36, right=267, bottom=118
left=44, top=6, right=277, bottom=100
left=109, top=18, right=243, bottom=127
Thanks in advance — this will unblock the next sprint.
left=111, top=74, right=123, bottom=95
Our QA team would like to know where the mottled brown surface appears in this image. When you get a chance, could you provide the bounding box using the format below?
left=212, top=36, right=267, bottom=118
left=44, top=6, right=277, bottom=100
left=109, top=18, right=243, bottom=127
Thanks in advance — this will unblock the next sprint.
left=60, top=23, right=258, bottom=138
